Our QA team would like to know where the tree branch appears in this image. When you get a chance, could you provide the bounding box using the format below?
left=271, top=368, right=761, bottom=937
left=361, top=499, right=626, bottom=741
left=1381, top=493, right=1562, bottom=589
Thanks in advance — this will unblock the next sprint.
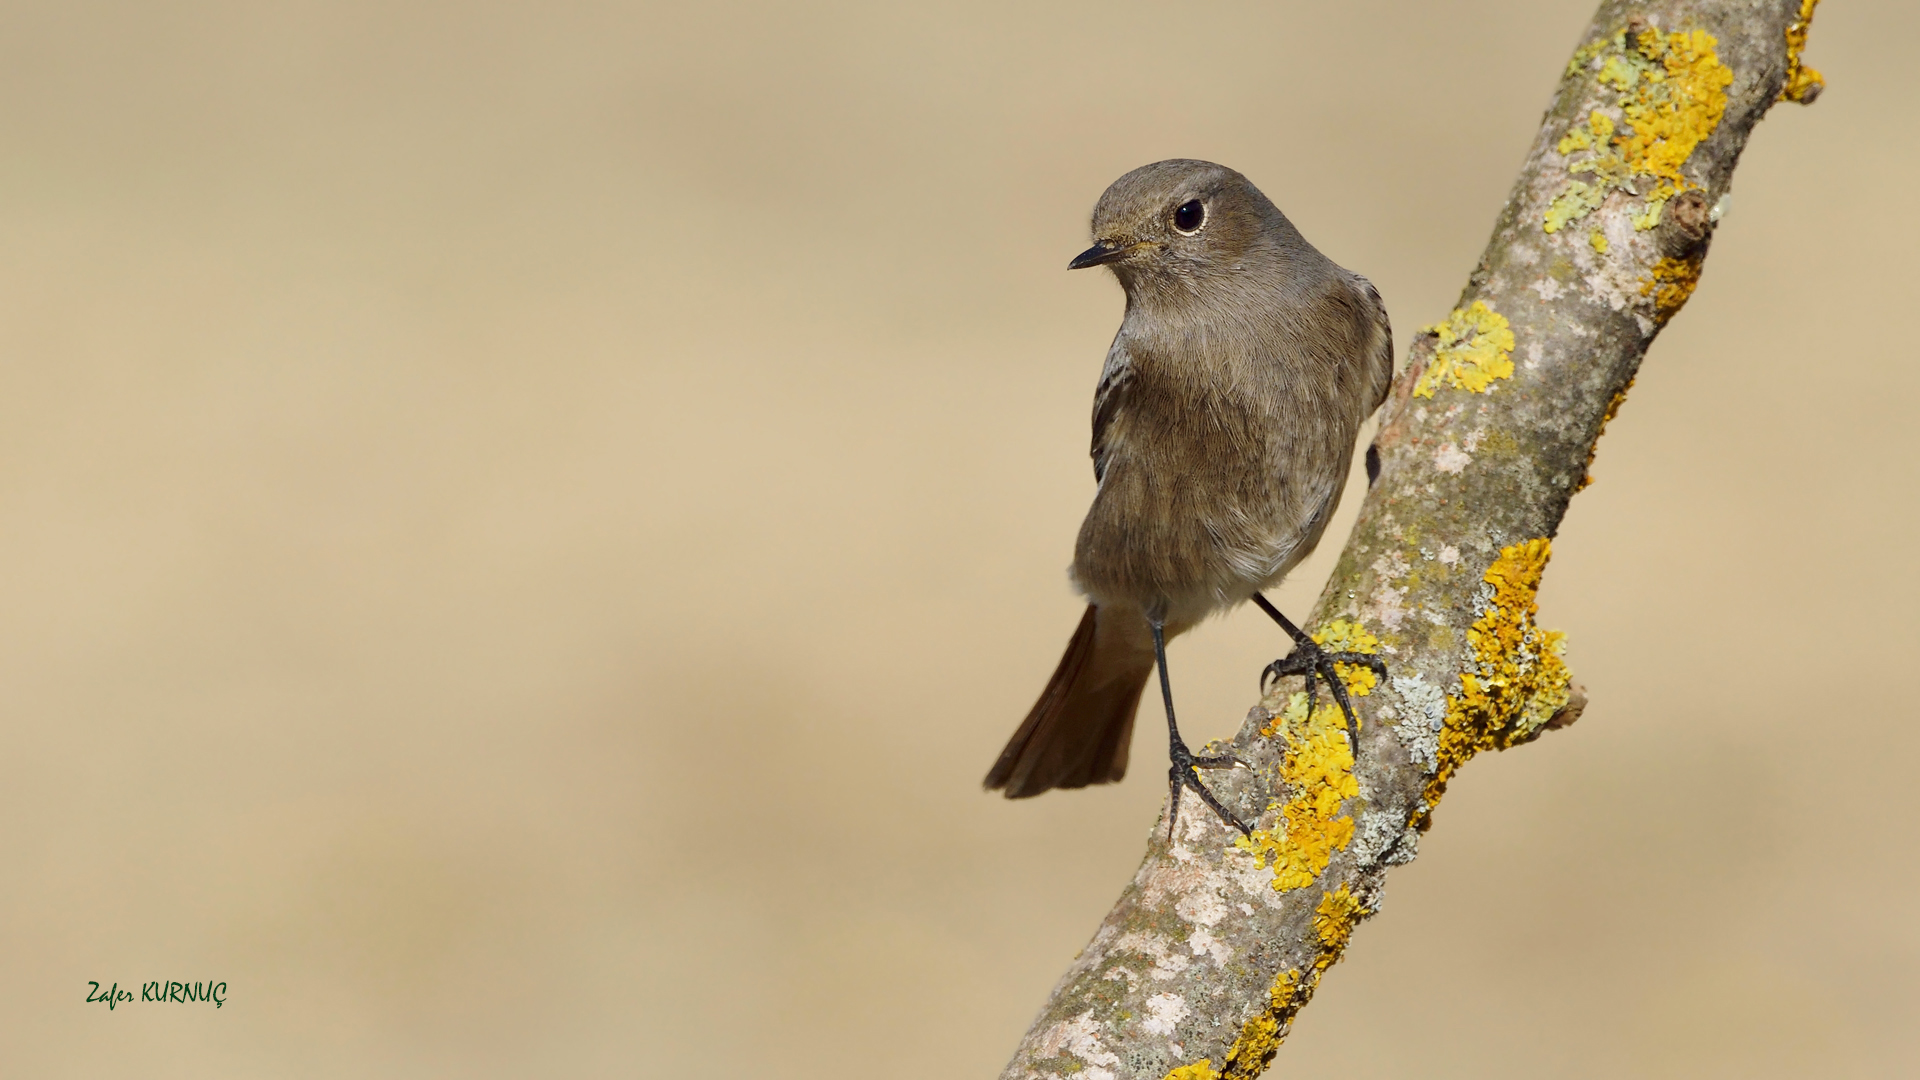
left=999, top=2, right=1823, bottom=1077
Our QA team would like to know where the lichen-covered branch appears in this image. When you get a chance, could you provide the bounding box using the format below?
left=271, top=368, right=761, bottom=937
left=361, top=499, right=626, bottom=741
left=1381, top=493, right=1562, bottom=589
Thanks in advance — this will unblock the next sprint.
left=1000, top=3, right=1823, bottom=1078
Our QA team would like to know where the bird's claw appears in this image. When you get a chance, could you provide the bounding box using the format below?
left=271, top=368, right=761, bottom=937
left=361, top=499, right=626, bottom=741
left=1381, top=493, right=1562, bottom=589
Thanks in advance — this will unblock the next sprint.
left=1165, top=740, right=1251, bottom=840
left=1261, top=648, right=1387, bottom=693
left=1260, top=640, right=1384, bottom=758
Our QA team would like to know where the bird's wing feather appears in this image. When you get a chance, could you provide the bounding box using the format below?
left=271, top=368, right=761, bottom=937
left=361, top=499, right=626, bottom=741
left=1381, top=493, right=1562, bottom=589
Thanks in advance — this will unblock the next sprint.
left=1350, top=273, right=1396, bottom=414
left=1090, top=334, right=1133, bottom=483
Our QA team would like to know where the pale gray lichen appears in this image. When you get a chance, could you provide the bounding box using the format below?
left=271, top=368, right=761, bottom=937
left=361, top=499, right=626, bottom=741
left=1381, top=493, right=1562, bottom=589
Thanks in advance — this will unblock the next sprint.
left=1382, top=825, right=1419, bottom=866
left=1389, top=672, right=1446, bottom=774
left=1349, top=808, right=1408, bottom=868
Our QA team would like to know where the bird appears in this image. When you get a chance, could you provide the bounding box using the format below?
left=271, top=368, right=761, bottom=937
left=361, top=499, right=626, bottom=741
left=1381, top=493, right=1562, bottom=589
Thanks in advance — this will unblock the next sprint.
left=983, top=159, right=1394, bottom=836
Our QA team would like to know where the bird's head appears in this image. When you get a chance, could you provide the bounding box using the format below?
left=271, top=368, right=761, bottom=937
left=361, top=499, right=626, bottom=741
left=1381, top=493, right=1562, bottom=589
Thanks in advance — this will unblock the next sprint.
left=1070, top=159, right=1306, bottom=298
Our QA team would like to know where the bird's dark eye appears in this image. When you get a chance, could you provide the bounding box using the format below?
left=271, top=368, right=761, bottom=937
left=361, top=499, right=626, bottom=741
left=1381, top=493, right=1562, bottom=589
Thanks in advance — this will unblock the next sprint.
left=1172, top=199, right=1205, bottom=234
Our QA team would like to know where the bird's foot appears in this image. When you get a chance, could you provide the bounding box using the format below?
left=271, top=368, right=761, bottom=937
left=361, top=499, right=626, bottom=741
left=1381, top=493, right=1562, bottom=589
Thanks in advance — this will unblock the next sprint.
left=1165, top=739, right=1250, bottom=840
left=1261, top=640, right=1387, bottom=757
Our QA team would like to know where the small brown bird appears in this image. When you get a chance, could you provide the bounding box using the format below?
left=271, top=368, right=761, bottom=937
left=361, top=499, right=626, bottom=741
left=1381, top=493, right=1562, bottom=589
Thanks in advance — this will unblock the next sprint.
left=984, top=159, right=1394, bottom=834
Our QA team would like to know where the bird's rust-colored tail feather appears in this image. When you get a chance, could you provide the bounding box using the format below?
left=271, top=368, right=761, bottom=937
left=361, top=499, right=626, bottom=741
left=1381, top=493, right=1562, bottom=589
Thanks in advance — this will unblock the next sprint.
left=985, top=604, right=1154, bottom=798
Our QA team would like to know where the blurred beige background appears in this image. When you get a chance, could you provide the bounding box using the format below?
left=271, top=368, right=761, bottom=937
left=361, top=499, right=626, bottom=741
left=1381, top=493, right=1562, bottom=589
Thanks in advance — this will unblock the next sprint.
left=2, top=1, right=1913, bottom=1075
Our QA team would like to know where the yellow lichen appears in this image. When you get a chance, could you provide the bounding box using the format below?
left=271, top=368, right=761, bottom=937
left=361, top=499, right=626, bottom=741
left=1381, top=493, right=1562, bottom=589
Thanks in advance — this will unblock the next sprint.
left=1542, top=179, right=1602, bottom=234
left=1244, top=692, right=1358, bottom=892
left=1546, top=27, right=1733, bottom=235
left=1218, top=969, right=1301, bottom=1078
left=1575, top=378, right=1634, bottom=492
left=1782, top=0, right=1824, bottom=104
left=1238, top=619, right=1382, bottom=892
left=1642, top=254, right=1704, bottom=321
left=1411, top=301, right=1515, bottom=399
left=1555, top=107, right=1615, bottom=156
left=1161, top=888, right=1376, bottom=1079
left=1589, top=229, right=1609, bottom=254
left=1309, top=618, right=1382, bottom=698
left=1159, top=969, right=1304, bottom=1080
left=1418, top=539, right=1572, bottom=828
left=1313, top=886, right=1365, bottom=955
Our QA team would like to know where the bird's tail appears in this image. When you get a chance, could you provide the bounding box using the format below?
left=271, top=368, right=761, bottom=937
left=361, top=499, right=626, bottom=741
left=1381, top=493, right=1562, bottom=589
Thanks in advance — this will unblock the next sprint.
left=985, top=603, right=1154, bottom=798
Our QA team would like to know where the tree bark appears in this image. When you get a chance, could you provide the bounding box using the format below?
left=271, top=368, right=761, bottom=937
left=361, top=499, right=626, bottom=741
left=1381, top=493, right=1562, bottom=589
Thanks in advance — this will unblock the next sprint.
left=999, top=2, right=1824, bottom=1078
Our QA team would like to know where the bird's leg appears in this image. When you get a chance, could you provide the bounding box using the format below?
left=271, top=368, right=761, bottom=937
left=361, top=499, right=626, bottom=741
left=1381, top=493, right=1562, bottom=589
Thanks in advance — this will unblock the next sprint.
left=1151, top=618, right=1250, bottom=840
left=1252, top=593, right=1386, bottom=759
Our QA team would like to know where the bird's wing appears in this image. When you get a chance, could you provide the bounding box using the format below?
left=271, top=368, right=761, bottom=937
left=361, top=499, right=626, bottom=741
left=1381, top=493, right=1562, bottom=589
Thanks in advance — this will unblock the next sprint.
left=1089, top=334, right=1133, bottom=484
left=1350, top=273, right=1396, bottom=414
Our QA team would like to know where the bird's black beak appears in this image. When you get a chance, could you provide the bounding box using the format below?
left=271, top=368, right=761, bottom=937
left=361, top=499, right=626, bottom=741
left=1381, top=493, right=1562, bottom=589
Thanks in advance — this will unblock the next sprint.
left=1068, top=240, right=1127, bottom=270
